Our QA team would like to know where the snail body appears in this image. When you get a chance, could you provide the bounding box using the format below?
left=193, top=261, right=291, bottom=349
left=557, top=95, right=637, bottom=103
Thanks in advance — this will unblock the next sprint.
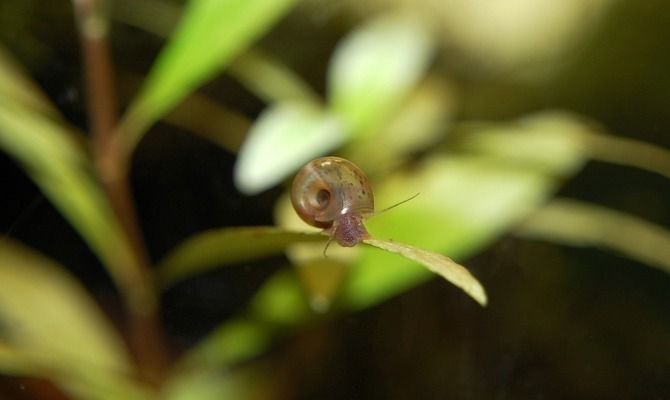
left=291, top=157, right=374, bottom=247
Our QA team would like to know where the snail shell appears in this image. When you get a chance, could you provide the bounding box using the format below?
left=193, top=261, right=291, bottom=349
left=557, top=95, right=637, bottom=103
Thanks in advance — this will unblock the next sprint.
left=291, top=157, right=374, bottom=247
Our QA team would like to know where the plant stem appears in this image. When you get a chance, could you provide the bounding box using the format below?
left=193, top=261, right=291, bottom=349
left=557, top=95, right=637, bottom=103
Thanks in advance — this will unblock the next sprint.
left=72, top=0, right=167, bottom=384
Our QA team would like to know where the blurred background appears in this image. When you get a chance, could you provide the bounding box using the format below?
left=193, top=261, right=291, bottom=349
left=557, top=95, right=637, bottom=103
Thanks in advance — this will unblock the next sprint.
left=0, top=0, right=669, bottom=398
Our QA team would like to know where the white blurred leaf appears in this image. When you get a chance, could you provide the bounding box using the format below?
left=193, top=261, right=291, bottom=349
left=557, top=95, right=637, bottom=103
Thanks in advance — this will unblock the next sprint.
left=328, top=15, right=433, bottom=137
left=234, top=102, right=345, bottom=194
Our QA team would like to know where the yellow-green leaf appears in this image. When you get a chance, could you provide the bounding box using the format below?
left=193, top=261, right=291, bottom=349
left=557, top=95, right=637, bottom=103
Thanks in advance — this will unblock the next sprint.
left=579, top=129, right=670, bottom=180
left=453, top=112, right=588, bottom=175
left=518, top=199, right=670, bottom=275
left=0, top=240, right=137, bottom=392
left=364, top=238, right=487, bottom=306
left=174, top=268, right=309, bottom=371
left=0, top=45, right=58, bottom=117
left=164, top=367, right=271, bottom=400
left=0, top=99, right=143, bottom=309
left=157, top=227, right=325, bottom=287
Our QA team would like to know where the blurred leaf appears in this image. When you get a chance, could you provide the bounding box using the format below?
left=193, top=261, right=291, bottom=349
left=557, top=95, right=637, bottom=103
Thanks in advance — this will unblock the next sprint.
left=0, top=240, right=146, bottom=399
left=364, top=238, right=487, bottom=306
left=0, top=45, right=58, bottom=117
left=229, top=49, right=322, bottom=104
left=164, top=367, right=271, bottom=400
left=346, top=75, right=456, bottom=174
left=234, top=102, right=345, bottom=194
left=453, top=112, right=589, bottom=175
left=176, top=269, right=309, bottom=370
left=518, top=199, right=670, bottom=275
left=113, top=0, right=181, bottom=37
left=455, top=111, right=670, bottom=181
left=580, top=130, right=670, bottom=180
left=293, top=258, right=349, bottom=312
left=328, top=14, right=433, bottom=137
left=120, top=0, right=300, bottom=151
left=164, top=90, right=251, bottom=153
left=247, top=268, right=313, bottom=325
left=180, top=318, right=275, bottom=369
left=114, top=0, right=317, bottom=123
left=157, top=227, right=325, bottom=287
left=0, top=99, right=144, bottom=308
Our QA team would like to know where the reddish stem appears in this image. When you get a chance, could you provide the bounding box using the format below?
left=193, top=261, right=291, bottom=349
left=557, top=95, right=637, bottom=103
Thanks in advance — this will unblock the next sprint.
left=72, top=0, right=167, bottom=385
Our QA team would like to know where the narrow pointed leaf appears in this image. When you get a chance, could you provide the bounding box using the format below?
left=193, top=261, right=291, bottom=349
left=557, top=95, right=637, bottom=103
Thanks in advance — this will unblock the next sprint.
left=0, top=100, right=143, bottom=307
left=518, top=199, right=670, bottom=275
left=157, top=227, right=325, bottom=287
left=120, top=0, right=300, bottom=151
left=363, top=238, right=487, bottom=306
left=0, top=46, right=59, bottom=117
left=579, top=130, right=670, bottom=180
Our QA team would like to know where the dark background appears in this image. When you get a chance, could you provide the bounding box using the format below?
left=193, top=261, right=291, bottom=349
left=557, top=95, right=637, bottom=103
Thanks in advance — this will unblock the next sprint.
left=1, top=0, right=669, bottom=398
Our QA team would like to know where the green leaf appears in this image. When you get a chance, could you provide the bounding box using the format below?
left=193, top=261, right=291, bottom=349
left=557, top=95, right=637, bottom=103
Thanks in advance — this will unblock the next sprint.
left=518, top=199, right=670, bottom=275
left=328, top=14, right=433, bottom=137
left=174, top=269, right=309, bottom=370
left=234, top=102, right=345, bottom=194
left=247, top=268, right=313, bottom=325
left=179, top=318, right=275, bottom=369
left=228, top=49, right=322, bottom=104
left=164, top=368, right=269, bottom=400
left=114, top=1, right=318, bottom=109
left=363, top=238, right=487, bottom=306
left=120, top=0, right=300, bottom=151
left=0, top=99, right=144, bottom=309
left=157, top=227, right=325, bottom=287
left=0, top=240, right=146, bottom=399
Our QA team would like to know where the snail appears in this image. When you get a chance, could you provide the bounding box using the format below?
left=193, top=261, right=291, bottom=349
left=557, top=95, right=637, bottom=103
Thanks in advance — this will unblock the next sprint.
left=291, top=156, right=417, bottom=253
left=291, top=156, right=373, bottom=249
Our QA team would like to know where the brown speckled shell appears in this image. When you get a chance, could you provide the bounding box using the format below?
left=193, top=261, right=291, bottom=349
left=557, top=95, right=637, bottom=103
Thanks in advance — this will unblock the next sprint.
left=291, top=157, right=374, bottom=245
